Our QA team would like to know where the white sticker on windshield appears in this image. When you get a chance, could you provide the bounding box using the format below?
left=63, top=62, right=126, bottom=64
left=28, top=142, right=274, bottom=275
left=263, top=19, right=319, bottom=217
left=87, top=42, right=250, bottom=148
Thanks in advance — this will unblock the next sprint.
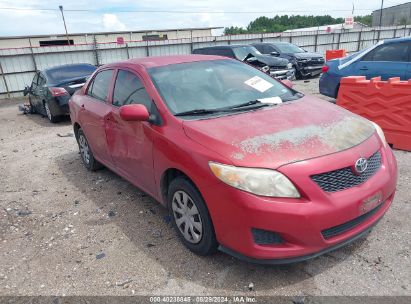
left=258, top=96, right=282, bottom=104
left=244, top=76, right=273, bottom=92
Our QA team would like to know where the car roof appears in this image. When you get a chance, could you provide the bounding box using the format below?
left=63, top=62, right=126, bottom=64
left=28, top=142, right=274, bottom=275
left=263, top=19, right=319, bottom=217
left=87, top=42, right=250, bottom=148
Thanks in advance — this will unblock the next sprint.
left=195, top=44, right=252, bottom=50
left=253, top=42, right=291, bottom=45
left=42, top=63, right=96, bottom=73
left=384, top=36, right=411, bottom=44
left=102, top=54, right=230, bottom=69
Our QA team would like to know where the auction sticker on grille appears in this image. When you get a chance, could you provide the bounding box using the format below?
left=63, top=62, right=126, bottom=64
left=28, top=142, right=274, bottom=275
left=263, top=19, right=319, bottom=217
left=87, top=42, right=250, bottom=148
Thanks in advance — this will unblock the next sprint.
left=360, top=192, right=382, bottom=214
left=244, top=76, right=273, bottom=92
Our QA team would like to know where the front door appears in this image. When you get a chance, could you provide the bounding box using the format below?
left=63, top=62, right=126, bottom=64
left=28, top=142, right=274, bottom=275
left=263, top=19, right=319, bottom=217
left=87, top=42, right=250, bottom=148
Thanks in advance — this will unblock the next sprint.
left=356, top=41, right=409, bottom=80
left=105, top=69, right=156, bottom=195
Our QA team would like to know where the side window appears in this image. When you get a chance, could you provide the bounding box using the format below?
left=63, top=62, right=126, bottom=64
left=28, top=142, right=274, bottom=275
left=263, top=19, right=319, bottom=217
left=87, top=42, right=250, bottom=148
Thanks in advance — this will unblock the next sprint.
left=88, top=70, right=113, bottom=101
left=253, top=44, right=264, bottom=53
left=363, top=43, right=409, bottom=62
left=112, top=70, right=152, bottom=108
left=264, top=45, right=276, bottom=54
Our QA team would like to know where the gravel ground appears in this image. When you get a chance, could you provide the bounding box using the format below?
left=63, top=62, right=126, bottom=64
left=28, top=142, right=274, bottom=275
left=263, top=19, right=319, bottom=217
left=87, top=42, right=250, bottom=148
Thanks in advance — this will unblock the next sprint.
left=0, top=78, right=410, bottom=297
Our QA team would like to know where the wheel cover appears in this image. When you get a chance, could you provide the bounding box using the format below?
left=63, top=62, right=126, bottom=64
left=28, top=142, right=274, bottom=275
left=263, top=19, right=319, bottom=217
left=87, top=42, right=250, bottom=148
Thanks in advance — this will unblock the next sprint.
left=172, top=190, right=203, bottom=244
left=44, top=102, right=52, bottom=120
left=78, top=135, right=90, bottom=165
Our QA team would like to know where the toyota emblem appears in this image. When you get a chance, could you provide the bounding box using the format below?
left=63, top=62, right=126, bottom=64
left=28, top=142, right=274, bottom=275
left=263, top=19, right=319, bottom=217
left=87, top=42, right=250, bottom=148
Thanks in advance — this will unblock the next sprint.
left=355, top=157, right=368, bottom=174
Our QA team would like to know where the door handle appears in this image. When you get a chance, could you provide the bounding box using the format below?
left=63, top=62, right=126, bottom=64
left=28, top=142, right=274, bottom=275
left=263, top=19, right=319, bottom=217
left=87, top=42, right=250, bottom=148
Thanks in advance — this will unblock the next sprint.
left=80, top=104, right=85, bottom=108
left=359, top=67, right=368, bottom=71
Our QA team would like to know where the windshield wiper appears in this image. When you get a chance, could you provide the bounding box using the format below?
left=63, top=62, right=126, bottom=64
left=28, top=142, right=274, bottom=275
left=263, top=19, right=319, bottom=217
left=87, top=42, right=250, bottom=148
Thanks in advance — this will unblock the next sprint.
left=225, top=100, right=261, bottom=109
left=175, top=109, right=221, bottom=116
left=175, top=101, right=270, bottom=117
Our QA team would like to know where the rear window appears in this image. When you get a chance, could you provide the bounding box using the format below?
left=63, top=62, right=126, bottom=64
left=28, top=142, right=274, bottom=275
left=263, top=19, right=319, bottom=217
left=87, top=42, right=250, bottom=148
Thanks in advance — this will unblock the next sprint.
left=46, top=65, right=96, bottom=83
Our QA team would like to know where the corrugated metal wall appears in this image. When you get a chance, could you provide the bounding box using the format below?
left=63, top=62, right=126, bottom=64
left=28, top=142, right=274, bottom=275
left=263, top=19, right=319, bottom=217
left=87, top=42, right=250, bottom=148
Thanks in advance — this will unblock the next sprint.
left=1, top=25, right=410, bottom=99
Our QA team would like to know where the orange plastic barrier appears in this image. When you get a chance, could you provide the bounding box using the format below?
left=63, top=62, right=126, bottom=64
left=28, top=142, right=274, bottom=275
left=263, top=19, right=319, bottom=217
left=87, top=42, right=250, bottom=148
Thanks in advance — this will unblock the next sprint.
left=325, top=49, right=346, bottom=61
left=337, top=76, right=411, bottom=151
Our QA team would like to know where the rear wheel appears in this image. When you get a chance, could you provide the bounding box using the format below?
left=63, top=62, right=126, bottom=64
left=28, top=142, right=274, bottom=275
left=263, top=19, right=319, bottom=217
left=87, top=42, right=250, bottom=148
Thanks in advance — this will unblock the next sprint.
left=44, top=101, right=58, bottom=123
left=76, top=128, right=103, bottom=171
left=168, top=176, right=217, bottom=256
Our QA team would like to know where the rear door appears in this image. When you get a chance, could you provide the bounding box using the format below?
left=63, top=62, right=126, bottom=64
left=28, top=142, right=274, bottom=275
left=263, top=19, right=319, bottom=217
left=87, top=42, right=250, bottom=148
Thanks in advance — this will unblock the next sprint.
left=79, top=69, right=114, bottom=165
left=36, top=73, right=47, bottom=114
left=356, top=42, right=409, bottom=80
left=105, top=69, right=156, bottom=195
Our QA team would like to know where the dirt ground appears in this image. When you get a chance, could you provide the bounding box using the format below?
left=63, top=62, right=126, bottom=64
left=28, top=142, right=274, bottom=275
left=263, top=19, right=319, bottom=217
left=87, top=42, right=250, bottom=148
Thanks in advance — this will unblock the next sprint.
left=0, top=78, right=410, bottom=297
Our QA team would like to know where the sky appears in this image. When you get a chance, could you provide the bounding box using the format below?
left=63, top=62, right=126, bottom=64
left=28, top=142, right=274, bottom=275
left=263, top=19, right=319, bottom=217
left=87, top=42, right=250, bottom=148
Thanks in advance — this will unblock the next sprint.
left=0, top=0, right=407, bottom=36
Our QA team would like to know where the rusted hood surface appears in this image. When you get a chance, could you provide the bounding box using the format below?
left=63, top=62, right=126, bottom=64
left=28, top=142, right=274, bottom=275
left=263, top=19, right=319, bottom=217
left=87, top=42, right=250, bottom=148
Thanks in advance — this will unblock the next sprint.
left=183, top=97, right=376, bottom=168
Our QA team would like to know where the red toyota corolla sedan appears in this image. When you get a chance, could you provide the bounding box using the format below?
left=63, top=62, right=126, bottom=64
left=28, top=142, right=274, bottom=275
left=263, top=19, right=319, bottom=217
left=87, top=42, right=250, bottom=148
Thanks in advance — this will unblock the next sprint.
left=69, top=55, right=397, bottom=264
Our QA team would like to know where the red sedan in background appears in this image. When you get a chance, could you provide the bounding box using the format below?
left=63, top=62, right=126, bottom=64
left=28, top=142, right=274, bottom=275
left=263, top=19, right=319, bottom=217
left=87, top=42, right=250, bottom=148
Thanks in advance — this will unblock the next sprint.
left=69, top=55, right=397, bottom=264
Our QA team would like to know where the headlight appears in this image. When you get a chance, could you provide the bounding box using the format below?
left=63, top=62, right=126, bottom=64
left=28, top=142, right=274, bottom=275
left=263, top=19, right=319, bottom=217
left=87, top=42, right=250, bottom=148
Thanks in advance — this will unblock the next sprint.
left=209, top=162, right=300, bottom=198
left=261, top=65, right=270, bottom=73
left=287, top=63, right=293, bottom=69
left=371, top=121, right=388, bottom=148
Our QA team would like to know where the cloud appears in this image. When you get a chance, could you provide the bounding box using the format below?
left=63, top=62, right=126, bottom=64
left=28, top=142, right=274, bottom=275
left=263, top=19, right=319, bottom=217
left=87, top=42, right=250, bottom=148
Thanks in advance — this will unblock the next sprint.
left=102, top=13, right=126, bottom=31
left=0, top=0, right=408, bottom=36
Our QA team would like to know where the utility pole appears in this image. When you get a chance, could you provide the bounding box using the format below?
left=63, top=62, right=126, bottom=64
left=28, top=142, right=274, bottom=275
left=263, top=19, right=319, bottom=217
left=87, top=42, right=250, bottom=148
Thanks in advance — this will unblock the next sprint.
left=379, top=0, right=384, bottom=27
left=59, top=5, right=71, bottom=45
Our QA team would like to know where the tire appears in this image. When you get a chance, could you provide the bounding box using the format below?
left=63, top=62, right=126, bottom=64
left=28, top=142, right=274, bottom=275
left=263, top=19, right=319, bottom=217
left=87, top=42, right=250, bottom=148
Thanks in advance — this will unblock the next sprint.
left=335, top=84, right=340, bottom=99
left=76, top=128, right=103, bottom=171
left=168, top=176, right=218, bottom=256
left=294, top=68, right=303, bottom=80
left=44, top=100, right=59, bottom=123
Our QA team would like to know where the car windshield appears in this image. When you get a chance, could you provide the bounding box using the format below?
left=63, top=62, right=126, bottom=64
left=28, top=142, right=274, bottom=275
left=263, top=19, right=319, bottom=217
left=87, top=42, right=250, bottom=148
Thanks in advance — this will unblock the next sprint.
left=276, top=43, right=306, bottom=53
left=148, top=59, right=301, bottom=118
left=46, top=64, right=96, bottom=83
left=232, top=46, right=261, bottom=61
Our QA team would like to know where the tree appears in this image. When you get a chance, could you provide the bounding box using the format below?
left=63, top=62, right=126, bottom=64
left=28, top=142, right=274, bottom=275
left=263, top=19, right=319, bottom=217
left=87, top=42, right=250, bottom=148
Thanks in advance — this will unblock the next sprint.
left=223, top=14, right=372, bottom=35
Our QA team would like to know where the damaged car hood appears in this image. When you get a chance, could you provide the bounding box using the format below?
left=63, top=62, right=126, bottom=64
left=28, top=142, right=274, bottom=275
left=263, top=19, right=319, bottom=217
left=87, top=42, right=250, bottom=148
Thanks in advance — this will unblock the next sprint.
left=182, top=97, right=376, bottom=169
left=253, top=54, right=289, bottom=67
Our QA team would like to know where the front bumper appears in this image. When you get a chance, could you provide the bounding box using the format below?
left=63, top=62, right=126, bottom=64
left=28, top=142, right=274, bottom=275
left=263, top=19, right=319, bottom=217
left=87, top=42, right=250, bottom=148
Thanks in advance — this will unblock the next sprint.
left=46, top=97, right=70, bottom=116
left=270, top=68, right=295, bottom=80
left=319, top=72, right=341, bottom=98
left=202, top=137, right=397, bottom=263
left=298, top=65, right=323, bottom=77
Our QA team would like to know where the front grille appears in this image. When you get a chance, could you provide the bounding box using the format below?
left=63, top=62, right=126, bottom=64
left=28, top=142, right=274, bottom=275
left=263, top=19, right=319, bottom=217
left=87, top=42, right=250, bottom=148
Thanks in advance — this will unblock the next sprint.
left=311, top=151, right=381, bottom=193
left=270, top=66, right=287, bottom=71
left=321, top=203, right=383, bottom=239
left=308, top=58, right=325, bottom=65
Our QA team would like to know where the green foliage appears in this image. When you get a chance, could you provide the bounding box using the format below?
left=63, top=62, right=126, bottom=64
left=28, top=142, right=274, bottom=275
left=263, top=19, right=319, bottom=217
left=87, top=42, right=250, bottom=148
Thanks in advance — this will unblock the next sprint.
left=224, top=14, right=372, bottom=34
left=355, top=15, right=372, bottom=26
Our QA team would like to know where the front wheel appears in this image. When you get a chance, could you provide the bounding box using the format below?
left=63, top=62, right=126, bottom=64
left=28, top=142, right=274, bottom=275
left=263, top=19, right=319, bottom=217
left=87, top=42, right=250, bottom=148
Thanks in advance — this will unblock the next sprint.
left=168, top=177, right=218, bottom=256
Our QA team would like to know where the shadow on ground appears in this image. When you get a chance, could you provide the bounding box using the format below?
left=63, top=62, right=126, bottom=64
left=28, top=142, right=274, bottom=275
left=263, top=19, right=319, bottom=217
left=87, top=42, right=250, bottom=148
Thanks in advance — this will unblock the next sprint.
left=56, top=150, right=370, bottom=292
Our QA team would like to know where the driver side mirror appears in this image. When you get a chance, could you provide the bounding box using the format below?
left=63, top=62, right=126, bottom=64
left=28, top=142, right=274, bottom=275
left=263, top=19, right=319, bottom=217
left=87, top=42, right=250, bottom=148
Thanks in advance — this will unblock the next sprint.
left=270, top=51, right=280, bottom=57
left=119, top=104, right=150, bottom=121
left=281, top=79, right=294, bottom=88
left=23, top=85, right=31, bottom=96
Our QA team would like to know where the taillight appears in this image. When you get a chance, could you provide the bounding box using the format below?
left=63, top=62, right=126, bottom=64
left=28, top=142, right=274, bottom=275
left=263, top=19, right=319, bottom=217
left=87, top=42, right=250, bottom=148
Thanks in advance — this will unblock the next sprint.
left=49, top=87, right=69, bottom=97
left=322, top=66, right=330, bottom=73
